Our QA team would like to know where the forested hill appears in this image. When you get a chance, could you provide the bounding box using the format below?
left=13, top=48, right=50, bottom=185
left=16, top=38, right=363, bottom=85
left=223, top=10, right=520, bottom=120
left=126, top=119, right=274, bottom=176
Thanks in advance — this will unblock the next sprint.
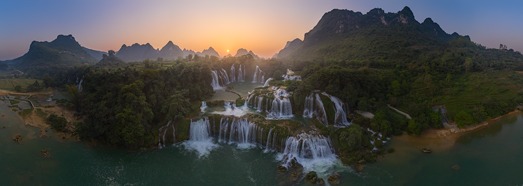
left=280, top=7, right=523, bottom=134
left=3, top=35, right=104, bottom=75
left=277, top=6, right=523, bottom=71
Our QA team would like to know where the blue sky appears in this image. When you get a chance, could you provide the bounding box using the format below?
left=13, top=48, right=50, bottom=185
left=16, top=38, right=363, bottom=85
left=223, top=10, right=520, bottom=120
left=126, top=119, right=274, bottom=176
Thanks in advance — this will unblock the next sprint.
left=1, top=0, right=522, bottom=59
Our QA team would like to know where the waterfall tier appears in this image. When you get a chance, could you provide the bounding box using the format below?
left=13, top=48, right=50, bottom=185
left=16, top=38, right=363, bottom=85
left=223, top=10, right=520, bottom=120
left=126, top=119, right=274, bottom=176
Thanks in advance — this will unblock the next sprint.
left=218, top=117, right=259, bottom=149
left=278, top=133, right=341, bottom=179
left=322, top=92, right=351, bottom=126
left=267, top=88, right=293, bottom=119
left=263, top=78, right=273, bottom=87
left=302, top=93, right=328, bottom=125
left=211, top=101, right=248, bottom=117
left=183, top=118, right=218, bottom=157
left=252, top=65, right=265, bottom=83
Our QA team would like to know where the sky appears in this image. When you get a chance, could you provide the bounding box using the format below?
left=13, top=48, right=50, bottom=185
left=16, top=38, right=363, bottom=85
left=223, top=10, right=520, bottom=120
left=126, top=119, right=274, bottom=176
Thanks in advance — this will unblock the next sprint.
left=1, top=0, right=523, bottom=60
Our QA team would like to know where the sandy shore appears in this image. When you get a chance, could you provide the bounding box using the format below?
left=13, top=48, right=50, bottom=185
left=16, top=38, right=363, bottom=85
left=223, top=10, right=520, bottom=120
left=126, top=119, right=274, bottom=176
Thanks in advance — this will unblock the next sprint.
left=393, top=110, right=522, bottom=151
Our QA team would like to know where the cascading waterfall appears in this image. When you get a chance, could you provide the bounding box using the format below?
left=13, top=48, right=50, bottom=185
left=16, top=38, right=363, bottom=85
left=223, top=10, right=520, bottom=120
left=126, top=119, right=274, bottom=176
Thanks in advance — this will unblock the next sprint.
left=267, top=88, right=293, bottom=119
left=252, top=65, right=264, bottom=83
left=230, top=64, right=236, bottom=83
left=256, top=96, right=264, bottom=112
left=183, top=118, right=218, bottom=157
left=282, top=69, right=302, bottom=81
left=238, top=64, right=245, bottom=82
left=158, top=121, right=175, bottom=149
left=322, top=92, right=350, bottom=126
left=211, top=101, right=248, bottom=117
left=263, top=78, right=273, bottom=87
left=218, top=117, right=258, bottom=149
left=303, top=93, right=315, bottom=118
left=264, top=128, right=274, bottom=152
left=278, top=133, right=341, bottom=179
left=211, top=70, right=223, bottom=90
left=219, top=68, right=230, bottom=85
left=77, top=77, right=84, bottom=92
left=200, top=101, right=207, bottom=112
left=302, top=93, right=328, bottom=125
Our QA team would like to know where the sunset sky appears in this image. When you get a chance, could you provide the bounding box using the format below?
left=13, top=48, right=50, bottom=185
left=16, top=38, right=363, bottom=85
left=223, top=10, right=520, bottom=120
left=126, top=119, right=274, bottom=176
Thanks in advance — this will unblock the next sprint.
left=1, top=0, right=522, bottom=60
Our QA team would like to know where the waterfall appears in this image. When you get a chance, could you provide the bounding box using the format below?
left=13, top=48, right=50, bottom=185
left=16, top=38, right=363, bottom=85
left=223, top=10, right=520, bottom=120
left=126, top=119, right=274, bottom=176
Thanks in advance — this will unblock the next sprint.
left=200, top=101, right=207, bottom=112
left=211, top=101, right=248, bottom=117
left=238, top=64, right=245, bottom=82
left=278, top=133, right=341, bottom=179
left=256, top=96, right=264, bottom=112
left=158, top=121, right=174, bottom=149
left=183, top=118, right=218, bottom=157
left=268, top=97, right=293, bottom=119
left=217, top=117, right=260, bottom=149
left=263, top=78, right=273, bottom=87
left=211, top=70, right=223, bottom=90
left=252, top=65, right=264, bottom=83
left=303, top=93, right=314, bottom=118
left=322, top=92, right=350, bottom=126
left=302, top=93, right=328, bottom=125
left=219, top=68, right=230, bottom=85
left=264, top=128, right=274, bottom=152
left=282, top=69, right=302, bottom=81
left=77, top=77, right=84, bottom=92
left=267, top=88, right=293, bottom=119
left=230, top=64, right=236, bottom=83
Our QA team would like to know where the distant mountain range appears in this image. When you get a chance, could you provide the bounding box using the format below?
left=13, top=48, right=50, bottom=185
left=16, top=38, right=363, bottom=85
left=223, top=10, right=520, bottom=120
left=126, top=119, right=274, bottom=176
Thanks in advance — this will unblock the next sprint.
left=1, top=35, right=258, bottom=71
left=3, top=6, right=521, bottom=74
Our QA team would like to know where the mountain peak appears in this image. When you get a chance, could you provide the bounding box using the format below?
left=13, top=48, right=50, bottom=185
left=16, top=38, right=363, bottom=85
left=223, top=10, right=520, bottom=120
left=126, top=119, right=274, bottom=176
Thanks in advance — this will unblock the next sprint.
left=200, top=47, right=220, bottom=57
left=51, top=34, right=81, bottom=47
left=423, top=17, right=434, bottom=24
left=368, top=8, right=385, bottom=15
left=399, top=6, right=414, bottom=19
left=55, top=34, right=75, bottom=41
left=235, top=48, right=258, bottom=58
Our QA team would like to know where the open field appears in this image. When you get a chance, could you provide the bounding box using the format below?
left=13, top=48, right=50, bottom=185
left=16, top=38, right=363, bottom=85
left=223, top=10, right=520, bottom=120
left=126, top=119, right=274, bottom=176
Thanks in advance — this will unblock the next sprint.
left=0, top=78, right=40, bottom=91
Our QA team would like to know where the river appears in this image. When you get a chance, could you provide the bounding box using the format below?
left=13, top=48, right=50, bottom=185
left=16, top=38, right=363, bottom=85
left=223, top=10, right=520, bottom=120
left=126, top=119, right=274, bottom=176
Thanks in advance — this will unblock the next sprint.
left=2, top=96, right=522, bottom=185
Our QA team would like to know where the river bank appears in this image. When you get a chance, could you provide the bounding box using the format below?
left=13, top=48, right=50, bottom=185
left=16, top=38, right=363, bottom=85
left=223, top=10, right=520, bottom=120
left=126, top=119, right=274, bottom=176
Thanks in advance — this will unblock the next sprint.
left=392, top=110, right=522, bottom=151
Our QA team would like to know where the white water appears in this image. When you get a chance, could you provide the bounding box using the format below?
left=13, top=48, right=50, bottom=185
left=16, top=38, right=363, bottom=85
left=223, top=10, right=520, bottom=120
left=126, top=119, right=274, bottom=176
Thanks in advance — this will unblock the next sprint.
left=183, top=118, right=218, bottom=157
left=263, top=78, right=273, bottom=87
left=252, top=65, right=264, bottom=83
left=158, top=121, right=175, bottom=148
left=211, top=70, right=223, bottom=90
left=238, top=64, right=245, bottom=82
left=303, top=93, right=314, bottom=118
left=200, top=101, right=207, bottom=113
left=264, top=128, right=274, bottom=153
left=256, top=96, right=264, bottom=112
left=211, top=101, right=248, bottom=117
left=218, top=117, right=258, bottom=149
left=282, top=69, right=301, bottom=81
left=219, top=68, right=230, bottom=85
left=303, top=93, right=328, bottom=125
left=267, top=88, right=293, bottom=119
left=230, top=64, right=236, bottom=83
left=278, top=133, right=342, bottom=179
left=77, top=77, right=84, bottom=92
left=322, top=92, right=350, bottom=126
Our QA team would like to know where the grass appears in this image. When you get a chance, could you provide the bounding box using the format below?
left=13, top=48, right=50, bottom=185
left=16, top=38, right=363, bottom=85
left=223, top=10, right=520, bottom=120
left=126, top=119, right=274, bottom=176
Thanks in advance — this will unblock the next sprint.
left=18, top=109, right=33, bottom=118
left=9, top=99, right=20, bottom=105
left=0, top=78, right=40, bottom=91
